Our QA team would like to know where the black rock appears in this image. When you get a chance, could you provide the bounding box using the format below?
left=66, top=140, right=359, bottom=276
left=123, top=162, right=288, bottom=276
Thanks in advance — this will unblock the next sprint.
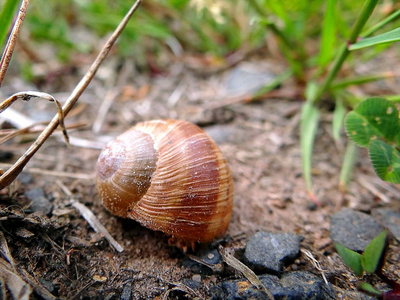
left=25, top=187, right=45, bottom=199
left=120, top=281, right=132, bottom=300
left=372, top=208, right=400, bottom=242
left=25, top=188, right=53, bottom=216
left=209, top=271, right=335, bottom=300
left=183, top=248, right=223, bottom=275
left=244, top=231, right=304, bottom=274
left=16, top=173, right=33, bottom=184
left=209, top=278, right=270, bottom=300
left=262, top=271, right=336, bottom=300
left=330, top=209, right=384, bottom=252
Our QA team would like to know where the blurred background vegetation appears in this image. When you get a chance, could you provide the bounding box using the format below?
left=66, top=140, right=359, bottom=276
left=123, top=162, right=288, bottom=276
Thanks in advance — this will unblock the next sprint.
left=1, top=0, right=399, bottom=81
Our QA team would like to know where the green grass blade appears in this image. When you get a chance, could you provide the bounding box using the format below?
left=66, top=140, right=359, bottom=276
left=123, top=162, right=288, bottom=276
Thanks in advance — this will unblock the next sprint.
left=0, top=0, right=19, bottom=48
left=361, top=230, right=387, bottom=274
left=315, top=0, right=379, bottom=102
left=363, top=9, right=400, bottom=37
left=331, top=73, right=394, bottom=89
left=358, top=282, right=382, bottom=296
left=301, top=83, right=320, bottom=201
left=334, top=242, right=363, bottom=277
left=333, top=96, right=346, bottom=141
left=318, top=0, right=336, bottom=67
left=339, top=141, right=358, bottom=192
left=350, top=27, right=400, bottom=50
left=369, top=140, right=400, bottom=183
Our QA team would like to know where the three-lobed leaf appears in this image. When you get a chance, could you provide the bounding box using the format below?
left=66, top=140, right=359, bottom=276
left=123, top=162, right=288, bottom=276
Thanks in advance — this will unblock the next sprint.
left=361, top=230, right=387, bottom=274
left=369, top=140, right=400, bottom=183
left=334, top=242, right=363, bottom=277
left=345, top=97, right=400, bottom=147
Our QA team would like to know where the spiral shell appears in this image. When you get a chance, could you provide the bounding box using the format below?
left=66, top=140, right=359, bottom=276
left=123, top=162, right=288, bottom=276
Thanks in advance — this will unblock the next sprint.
left=96, top=119, right=234, bottom=245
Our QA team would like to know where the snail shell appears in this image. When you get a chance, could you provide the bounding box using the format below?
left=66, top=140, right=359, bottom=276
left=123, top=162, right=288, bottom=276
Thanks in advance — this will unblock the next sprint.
left=96, top=119, right=233, bottom=245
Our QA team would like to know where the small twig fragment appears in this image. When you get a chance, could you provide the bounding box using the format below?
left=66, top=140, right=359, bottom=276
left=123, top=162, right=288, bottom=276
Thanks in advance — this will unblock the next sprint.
left=0, top=163, right=94, bottom=180
left=218, top=246, right=274, bottom=300
left=301, top=249, right=329, bottom=286
left=18, top=268, right=57, bottom=300
left=57, top=181, right=124, bottom=253
left=0, top=232, right=16, bottom=271
left=0, top=91, right=70, bottom=146
left=0, top=258, right=31, bottom=300
left=0, top=0, right=30, bottom=86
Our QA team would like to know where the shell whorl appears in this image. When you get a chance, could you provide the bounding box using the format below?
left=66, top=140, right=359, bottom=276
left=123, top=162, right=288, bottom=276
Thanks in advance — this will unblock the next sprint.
left=96, top=119, right=234, bottom=243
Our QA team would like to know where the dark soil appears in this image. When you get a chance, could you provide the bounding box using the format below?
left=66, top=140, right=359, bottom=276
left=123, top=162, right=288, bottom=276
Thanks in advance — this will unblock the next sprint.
left=1, top=51, right=400, bottom=299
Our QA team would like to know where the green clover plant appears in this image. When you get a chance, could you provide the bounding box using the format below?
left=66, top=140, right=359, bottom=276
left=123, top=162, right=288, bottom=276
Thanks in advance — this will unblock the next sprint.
left=345, top=97, right=400, bottom=183
left=335, top=230, right=400, bottom=298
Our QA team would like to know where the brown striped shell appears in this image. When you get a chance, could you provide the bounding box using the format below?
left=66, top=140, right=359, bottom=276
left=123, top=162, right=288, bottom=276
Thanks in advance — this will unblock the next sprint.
left=95, top=119, right=233, bottom=246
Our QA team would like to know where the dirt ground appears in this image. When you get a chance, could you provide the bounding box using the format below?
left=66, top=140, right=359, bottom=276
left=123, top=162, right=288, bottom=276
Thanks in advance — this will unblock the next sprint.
left=1, top=51, right=400, bottom=299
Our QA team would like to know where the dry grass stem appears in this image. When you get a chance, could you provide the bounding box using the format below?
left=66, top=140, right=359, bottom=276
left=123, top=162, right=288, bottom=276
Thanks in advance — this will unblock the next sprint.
left=301, top=249, right=329, bottom=286
left=219, top=246, right=274, bottom=300
left=57, top=181, right=124, bottom=253
left=357, top=175, right=391, bottom=203
left=0, top=232, right=32, bottom=299
left=18, top=268, right=57, bottom=300
left=0, top=0, right=142, bottom=190
left=0, top=121, right=87, bottom=145
left=0, top=0, right=30, bottom=86
left=0, top=163, right=94, bottom=180
left=0, top=91, right=70, bottom=146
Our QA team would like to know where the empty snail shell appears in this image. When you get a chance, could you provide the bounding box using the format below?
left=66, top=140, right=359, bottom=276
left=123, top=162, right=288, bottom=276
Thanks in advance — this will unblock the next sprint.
left=95, top=119, right=234, bottom=248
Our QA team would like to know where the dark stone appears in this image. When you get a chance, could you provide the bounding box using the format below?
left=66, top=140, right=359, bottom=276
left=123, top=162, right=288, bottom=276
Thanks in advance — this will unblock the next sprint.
left=209, top=279, right=270, bottom=300
left=263, top=271, right=336, bottom=300
left=181, top=279, right=202, bottom=291
left=25, top=188, right=53, bottom=216
left=120, top=281, right=132, bottom=300
left=183, top=248, right=223, bottom=275
left=244, top=231, right=304, bottom=274
left=39, top=278, right=55, bottom=294
left=25, top=187, right=45, bottom=199
left=372, top=209, right=400, bottom=242
left=209, top=271, right=335, bottom=300
left=330, top=209, right=384, bottom=252
left=16, top=173, right=33, bottom=184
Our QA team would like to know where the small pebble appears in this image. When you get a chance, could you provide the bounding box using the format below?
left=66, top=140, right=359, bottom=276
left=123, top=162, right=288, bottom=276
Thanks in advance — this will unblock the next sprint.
left=25, top=188, right=53, bottom=216
left=192, top=274, right=202, bottom=283
left=16, top=173, right=33, bottom=184
left=120, top=281, right=132, bottom=300
left=330, top=209, right=384, bottom=251
left=372, top=208, right=400, bottom=242
left=183, top=248, right=223, bottom=275
left=243, top=231, right=304, bottom=274
left=209, top=271, right=335, bottom=300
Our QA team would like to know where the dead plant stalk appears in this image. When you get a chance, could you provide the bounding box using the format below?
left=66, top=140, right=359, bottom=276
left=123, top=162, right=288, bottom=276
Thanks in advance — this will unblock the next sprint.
left=0, top=0, right=142, bottom=190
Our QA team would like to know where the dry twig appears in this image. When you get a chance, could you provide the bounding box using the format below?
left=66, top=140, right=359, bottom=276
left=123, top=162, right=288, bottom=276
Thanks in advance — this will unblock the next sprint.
left=0, top=0, right=142, bottom=190
left=0, top=232, right=32, bottom=299
left=301, top=249, right=329, bottom=286
left=57, top=181, right=124, bottom=253
left=0, top=0, right=30, bottom=86
left=218, top=246, right=274, bottom=300
left=0, top=91, right=70, bottom=146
